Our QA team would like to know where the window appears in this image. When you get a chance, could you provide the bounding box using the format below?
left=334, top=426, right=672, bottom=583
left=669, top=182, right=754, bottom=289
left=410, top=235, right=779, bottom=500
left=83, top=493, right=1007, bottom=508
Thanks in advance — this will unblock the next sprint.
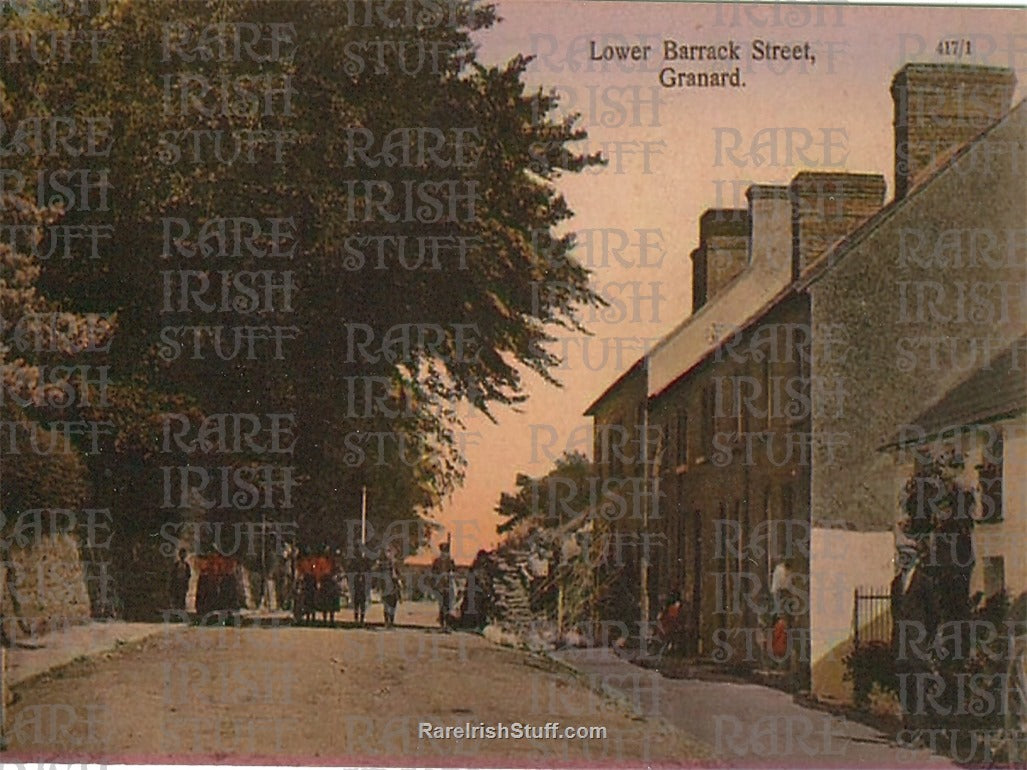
left=717, top=503, right=728, bottom=623
left=678, top=476, right=688, bottom=579
left=977, top=432, right=1004, bottom=523
left=676, top=409, right=688, bottom=466
left=713, top=376, right=735, bottom=441
left=762, top=485, right=773, bottom=583
left=671, top=508, right=680, bottom=585
left=736, top=499, right=746, bottom=580
left=702, top=383, right=715, bottom=456
left=983, top=556, right=1005, bottom=599
left=792, top=344, right=811, bottom=423
left=607, top=420, right=623, bottom=477
left=598, top=423, right=610, bottom=472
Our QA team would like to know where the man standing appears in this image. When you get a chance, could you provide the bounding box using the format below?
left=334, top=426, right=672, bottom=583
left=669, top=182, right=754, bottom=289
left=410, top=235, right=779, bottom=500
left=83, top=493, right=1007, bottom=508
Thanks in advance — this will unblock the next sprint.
left=379, top=552, right=402, bottom=629
left=350, top=546, right=371, bottom=626
left=432, top=541, right=456, bottom=631
left=891, top=544, right=939, bottom=732
left=169, top=548, right=191, bottom=613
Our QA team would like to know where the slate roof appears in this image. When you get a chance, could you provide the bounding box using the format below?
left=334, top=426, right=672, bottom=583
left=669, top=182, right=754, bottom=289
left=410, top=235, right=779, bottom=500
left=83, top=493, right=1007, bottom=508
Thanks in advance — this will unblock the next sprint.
left=583, top=356, right=644, bottom=416
left=883, top=336, right=1027, bottom=447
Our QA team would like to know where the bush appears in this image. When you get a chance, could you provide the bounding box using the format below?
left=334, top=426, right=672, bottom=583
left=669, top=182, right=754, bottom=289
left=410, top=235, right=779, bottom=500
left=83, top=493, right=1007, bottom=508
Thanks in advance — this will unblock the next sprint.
left=843, top=641, right=898, bottom=708
left=0, top=415, right=90, bottom=518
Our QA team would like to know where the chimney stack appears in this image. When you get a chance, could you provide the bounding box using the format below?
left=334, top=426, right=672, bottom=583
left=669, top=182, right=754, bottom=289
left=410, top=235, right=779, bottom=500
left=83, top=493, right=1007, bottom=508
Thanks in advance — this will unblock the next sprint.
left=789, top=172, right=886, bottom=276
left=690, top=245, right=707, bottom=313
left=746, top=184, right=790, bottom=275
left=892, top=63, right=1015, bottom=199
left=691, top=209, right=749, bottom=313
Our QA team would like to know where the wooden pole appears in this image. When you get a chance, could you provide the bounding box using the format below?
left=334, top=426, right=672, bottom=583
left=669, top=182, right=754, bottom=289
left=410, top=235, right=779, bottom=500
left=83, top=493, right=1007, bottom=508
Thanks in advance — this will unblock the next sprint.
left=361, top=485, right=367, bottom=546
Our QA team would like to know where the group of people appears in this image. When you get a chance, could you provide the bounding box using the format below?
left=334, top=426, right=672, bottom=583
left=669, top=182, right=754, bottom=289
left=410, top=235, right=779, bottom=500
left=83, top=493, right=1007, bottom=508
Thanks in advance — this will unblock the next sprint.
left=655, top=558, right=801, bottom=662
left=167, top=544, right=405, bottom=627
left=294, top=546, right=404, bottom=628
left=168, top=539, right=472, bottom=634
left=168, top=548, right=245, bottom=619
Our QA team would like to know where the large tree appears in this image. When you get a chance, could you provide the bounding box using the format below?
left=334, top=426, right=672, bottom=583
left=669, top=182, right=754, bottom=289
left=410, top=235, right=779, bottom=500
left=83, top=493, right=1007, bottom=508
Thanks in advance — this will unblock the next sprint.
left=1, top=0, right=603, bottom=551
left=495, top=450, right=593, bottom=535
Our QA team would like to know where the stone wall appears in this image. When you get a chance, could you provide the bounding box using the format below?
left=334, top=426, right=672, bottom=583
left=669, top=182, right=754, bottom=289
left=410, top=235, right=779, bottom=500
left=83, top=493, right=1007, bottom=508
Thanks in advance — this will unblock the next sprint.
left=5, top=534, right=92, bottom=639
left=809, top=102, right=1026, bottom=532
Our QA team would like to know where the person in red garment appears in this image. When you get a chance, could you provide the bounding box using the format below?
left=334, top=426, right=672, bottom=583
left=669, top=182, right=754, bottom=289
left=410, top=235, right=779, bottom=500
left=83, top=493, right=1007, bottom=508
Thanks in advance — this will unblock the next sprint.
left=657, top=590, right=686, bottom=654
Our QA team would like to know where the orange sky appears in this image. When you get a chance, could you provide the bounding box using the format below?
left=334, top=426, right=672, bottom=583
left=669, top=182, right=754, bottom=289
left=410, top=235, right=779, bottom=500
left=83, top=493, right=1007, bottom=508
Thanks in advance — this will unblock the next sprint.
left=418, top=1, right=1026, bottom=565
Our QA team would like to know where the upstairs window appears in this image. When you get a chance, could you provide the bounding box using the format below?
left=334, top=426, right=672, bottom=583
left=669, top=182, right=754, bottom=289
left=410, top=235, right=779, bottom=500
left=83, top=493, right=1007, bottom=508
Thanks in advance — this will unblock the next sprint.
left=977, top=431, right=1004, bottom=523
left=794, top=345, right=811, bottom=423
left=983, top=555, right=1005, bottom=599
left=734, top=375, right=746, bottom=438
left=635, top=402, right=647, bottom=469
left=676, top=410, right=688, bottom=467
left=713, top=376, right=735, bottom=441
left=701, top=383, right=716, bottom=456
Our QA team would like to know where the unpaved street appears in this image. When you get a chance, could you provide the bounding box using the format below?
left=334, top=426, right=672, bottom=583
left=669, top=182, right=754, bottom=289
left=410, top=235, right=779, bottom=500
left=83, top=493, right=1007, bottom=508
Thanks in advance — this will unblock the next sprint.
left=4, top=602, right=710, bottom=766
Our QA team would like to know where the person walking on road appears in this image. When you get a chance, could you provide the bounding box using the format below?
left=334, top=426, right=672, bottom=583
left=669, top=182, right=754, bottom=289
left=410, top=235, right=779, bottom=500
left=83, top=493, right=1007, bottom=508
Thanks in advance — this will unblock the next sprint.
left=169, top=548, right=191, bottom=613
left=379, top=553, right=402, bottom=629
left=432, top=541, right=456, bottom=631
left=350, top=546, right=371, bottom=626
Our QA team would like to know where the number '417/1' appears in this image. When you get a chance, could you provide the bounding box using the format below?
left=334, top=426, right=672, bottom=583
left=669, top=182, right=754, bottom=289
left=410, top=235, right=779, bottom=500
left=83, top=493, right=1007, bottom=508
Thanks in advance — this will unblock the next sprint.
left=937, top=39, right=971, bottom=56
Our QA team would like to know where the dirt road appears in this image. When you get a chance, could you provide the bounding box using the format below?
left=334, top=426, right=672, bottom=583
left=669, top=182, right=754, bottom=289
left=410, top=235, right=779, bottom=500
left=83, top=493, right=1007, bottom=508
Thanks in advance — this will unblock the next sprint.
left=3, top=602, right=711, bottom=766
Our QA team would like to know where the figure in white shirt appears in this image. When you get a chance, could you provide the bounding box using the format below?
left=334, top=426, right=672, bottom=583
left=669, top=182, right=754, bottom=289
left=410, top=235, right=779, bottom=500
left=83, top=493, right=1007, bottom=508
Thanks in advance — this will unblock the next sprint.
left=771, top=558, right=793, bottom=617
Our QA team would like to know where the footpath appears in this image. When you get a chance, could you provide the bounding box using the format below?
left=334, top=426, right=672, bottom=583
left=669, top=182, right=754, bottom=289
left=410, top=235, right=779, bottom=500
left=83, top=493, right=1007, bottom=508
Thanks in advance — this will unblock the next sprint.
left=5, top=620, right=181, bottom=689
left=551, top=646, right=958, bottom=768
left=4, top=608, right=299, bottom=691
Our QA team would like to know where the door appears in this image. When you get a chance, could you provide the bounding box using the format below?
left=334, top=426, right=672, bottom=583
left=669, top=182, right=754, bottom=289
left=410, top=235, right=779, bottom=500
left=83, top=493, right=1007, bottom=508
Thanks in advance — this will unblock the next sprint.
left=691, top=509, right=702, bottom=656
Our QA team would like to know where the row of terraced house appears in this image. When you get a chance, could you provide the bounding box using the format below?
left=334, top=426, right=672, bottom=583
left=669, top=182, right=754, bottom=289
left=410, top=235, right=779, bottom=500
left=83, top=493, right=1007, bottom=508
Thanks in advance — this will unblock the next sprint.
left=584, top=62, right=1027, bottom=700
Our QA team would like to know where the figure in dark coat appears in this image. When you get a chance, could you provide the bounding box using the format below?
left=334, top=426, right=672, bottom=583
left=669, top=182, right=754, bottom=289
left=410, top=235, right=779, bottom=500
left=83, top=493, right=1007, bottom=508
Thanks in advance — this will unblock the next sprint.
left=379, top=555, right=402, bottom=628
left=432, top=542, right=456, bottom=630
left=891, top=545, right=940, bottom=731
left=169, top=549, right=191, bottom=612
left=317, top=573, right=341, bottom=626
left=350, top=548, right=372, bottom=625
left=300, top=572, right=317, bottom=625
left=459, top=549, right=493, bottom=629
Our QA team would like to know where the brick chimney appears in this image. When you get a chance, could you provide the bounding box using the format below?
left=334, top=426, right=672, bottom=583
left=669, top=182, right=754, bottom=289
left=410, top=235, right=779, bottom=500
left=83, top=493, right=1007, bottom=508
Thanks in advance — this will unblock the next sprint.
left=789, top=172, right=886, bottom=276
left=690, top=245, right=707, bottom=313
left=746, top=184, right=790, bottom=274
left=892, top=63, right=1016, bottom=199
left=691, top=209, right=749, bottom=312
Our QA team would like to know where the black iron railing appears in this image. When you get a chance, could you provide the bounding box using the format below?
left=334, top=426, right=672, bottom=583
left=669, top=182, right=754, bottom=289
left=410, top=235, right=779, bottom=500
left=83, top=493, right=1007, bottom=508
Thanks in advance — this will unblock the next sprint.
left=852, top=586, right=891, bottom=649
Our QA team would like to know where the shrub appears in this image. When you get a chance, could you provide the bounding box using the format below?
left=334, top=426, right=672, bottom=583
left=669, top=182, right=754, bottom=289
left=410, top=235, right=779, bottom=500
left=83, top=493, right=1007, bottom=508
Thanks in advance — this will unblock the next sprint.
left=0, top=414, right=90, bottom=518
left=843, top=641, right=898, bottom=709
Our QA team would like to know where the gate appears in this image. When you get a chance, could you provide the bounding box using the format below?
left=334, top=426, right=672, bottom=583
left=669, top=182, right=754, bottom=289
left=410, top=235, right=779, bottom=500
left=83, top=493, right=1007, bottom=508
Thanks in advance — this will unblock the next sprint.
left=852, top=586, right=891, bottom=649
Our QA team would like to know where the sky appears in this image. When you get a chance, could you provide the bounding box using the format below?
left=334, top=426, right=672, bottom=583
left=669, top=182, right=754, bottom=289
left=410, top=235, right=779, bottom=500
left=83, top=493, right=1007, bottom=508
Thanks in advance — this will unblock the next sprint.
left=420, top=1, right=1027, bottom=564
